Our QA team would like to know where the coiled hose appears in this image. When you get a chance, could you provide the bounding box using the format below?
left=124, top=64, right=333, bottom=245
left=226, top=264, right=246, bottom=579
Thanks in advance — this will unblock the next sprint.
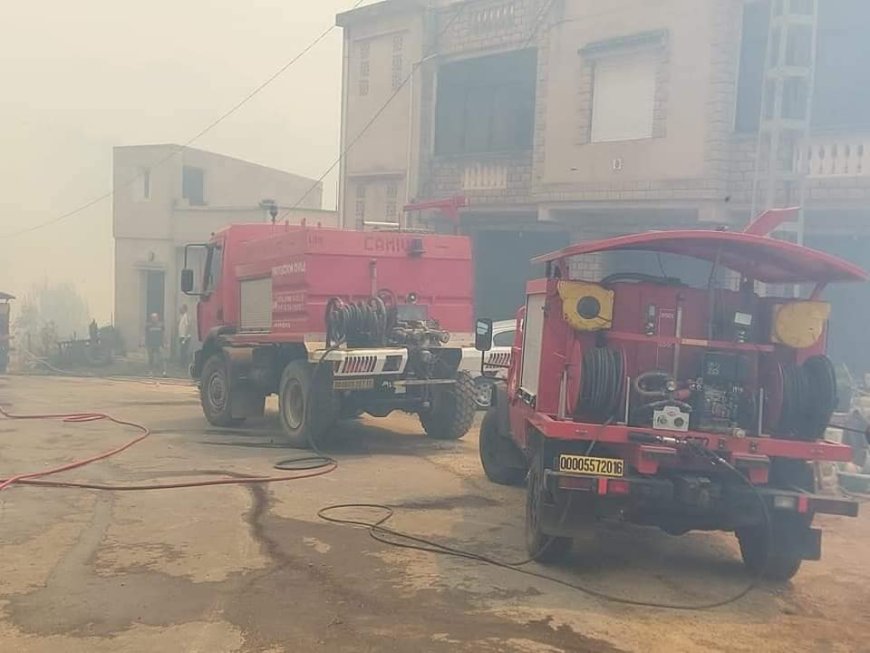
left=578, top=347, right=624, bottom=423
left=325, top=295, right=394, bottom=347
left=779, top=355, right=838, bottom=440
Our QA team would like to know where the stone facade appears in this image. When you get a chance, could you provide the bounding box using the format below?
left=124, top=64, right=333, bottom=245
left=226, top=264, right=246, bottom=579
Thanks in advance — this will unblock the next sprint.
left=338, top=0, right=870, bottom=240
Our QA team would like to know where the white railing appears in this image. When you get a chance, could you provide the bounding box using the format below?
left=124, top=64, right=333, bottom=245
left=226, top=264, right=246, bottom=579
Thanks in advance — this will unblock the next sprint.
left=469, top=3, right=518, bottom=33
left=797, top=135, right=870, bottom=177
left=462, top=162, right=509, bottom=190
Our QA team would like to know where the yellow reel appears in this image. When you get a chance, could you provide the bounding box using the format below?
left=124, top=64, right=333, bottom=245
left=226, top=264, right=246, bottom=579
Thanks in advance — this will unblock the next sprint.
left=770, top=301, right=830, bottom=349
left=558, top=281, right=614, bottom=332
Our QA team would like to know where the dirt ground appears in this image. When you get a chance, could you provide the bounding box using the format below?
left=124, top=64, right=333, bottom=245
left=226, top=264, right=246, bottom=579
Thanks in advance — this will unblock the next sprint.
left=0, top=375, right=868, bottom=652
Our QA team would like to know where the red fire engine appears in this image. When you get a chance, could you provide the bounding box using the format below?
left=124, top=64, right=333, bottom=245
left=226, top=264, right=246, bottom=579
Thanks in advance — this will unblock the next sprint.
left=475, top=210, right=866, bottom=581
left=181, top=223, right=477, bottom=447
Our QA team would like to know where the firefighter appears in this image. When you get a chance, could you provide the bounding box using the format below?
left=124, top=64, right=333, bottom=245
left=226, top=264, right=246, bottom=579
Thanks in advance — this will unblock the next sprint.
left=145, top=312, right=167, bottom=377
left=177, top=305, right=191, bottom=367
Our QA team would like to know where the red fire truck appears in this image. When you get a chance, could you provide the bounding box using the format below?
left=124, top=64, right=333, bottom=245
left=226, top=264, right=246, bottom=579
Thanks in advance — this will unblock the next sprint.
left=475, top=210, right=865, bottom=581
left=181, top=223, right=477, bottom=447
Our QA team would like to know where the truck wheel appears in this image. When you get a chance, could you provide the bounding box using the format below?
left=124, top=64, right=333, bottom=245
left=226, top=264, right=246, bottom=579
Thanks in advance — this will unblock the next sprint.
left=420, top=371, right=476, bottom=440
left=479, top=409, right=527, bottom=486
left=526, top=449, right=572, bottom=563
left=201, top=354, right=244, bottom=427
left=279, top=359, right=335, bottom=449
left=473, top=376, right=495, bottom=409
left=737, top=514, right=806, bottom=582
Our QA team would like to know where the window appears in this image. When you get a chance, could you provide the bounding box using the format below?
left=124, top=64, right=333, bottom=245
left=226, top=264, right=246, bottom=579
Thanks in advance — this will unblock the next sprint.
left=493, top=329, right=515, bottom=347
left=359, top=41, right=371, bottom=96
left=434, top=49, right=537, bottom=155
left=182, top=166, right=205, bottom=206
left=133, top=167, right=151, bottom=202
left=590, top=54, right=656, bottom=143
left=737, top=0, right=870, bottom=132
left=385, top=182, right=398, bottom=219
left=354, top=183, right=366, bottom=223
left=203, top=244, right=223, bottom=294
left=812, top=0, right=870, bottom=130
left=735, top=1, right=769, bottom=132
left=392, top=34, right=404, bottom=91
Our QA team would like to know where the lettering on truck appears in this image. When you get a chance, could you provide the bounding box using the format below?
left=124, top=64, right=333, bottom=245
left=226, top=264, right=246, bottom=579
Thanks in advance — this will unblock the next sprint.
left=272, top=260, right=306, bottom=276
left=272, top=291, right=307, bottom=314
left=364, top=236, right=413, bottom=253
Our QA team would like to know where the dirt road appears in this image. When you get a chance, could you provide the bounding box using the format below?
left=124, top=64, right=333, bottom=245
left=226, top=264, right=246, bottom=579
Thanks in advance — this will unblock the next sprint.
left=0, top=375, right=868, bottom=652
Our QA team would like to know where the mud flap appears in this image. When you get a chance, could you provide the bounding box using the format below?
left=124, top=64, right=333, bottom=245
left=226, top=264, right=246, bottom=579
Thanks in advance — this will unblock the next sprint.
left=230, top=381, right=266, bottom=420
left=800, top=527, right=822, bottom=561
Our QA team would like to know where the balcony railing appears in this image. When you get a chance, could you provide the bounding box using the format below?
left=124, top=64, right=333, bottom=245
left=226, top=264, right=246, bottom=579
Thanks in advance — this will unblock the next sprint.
left=797, top=135, right=870, bottom=177
left=462, top=162, right=509, bottom=190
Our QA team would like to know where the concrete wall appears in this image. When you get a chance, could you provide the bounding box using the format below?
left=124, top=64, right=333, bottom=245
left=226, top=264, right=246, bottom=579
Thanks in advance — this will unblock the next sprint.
left=113, top=145, right=324, bottom=352
left=338, top=2, right=426, bottom=227
left=337, top=0, right=870, bottom=236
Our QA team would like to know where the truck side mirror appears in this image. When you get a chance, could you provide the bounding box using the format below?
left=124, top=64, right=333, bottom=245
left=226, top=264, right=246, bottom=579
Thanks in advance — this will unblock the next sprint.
left=475, top=318, right=493, bottom=352
left=181, top=269, right=195, bottom=294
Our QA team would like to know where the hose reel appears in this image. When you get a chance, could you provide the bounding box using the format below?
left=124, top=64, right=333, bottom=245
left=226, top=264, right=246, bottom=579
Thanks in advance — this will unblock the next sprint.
left=577, top=347, right=625, bottom=423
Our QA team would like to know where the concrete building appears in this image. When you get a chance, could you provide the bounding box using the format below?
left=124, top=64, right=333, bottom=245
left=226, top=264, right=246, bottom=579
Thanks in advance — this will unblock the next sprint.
left=112, top=144, right=334, bottom=353
left=337, top=0, right=870, bottom=372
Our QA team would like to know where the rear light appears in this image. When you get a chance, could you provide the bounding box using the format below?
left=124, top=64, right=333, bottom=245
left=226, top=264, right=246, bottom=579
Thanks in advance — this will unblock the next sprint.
left=607, top=479, right=630, bottom=495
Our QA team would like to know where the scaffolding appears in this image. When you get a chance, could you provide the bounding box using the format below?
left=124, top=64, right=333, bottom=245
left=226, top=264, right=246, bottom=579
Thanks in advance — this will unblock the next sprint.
left=750, top=0, right=819, bottom=247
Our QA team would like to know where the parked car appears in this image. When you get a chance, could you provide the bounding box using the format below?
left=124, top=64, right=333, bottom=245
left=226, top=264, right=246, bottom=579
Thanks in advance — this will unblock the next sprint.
left=460, top=319, right=515, bottom=409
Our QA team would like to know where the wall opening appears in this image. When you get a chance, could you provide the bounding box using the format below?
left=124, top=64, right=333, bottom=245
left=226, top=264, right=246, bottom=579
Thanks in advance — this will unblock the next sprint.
left=435, top=49, right=537, bottom=156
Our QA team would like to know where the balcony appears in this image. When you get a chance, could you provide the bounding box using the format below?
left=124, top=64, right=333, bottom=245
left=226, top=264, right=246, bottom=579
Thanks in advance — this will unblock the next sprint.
left=797, top=133, right=870, bottom=178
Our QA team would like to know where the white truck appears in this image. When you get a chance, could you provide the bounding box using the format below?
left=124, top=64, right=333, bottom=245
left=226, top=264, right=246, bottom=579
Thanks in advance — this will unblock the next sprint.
left=460, top=319, right=515, bottom=408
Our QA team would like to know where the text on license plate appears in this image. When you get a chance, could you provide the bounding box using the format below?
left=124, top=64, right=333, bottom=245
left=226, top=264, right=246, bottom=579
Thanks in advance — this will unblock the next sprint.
left=558, top=455, right=625, bottom=477
left=333, top=378, right=375, bottom=391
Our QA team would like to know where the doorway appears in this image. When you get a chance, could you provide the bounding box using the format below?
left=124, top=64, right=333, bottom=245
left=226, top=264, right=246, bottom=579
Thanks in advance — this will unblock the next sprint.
left=144, top=270, right=165, bottom=322
left=472, top=228, right=569, bottom=321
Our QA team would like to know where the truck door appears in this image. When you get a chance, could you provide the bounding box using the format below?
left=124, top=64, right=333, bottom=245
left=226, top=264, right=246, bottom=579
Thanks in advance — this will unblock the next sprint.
left=197, top=239, right=226, bottom=340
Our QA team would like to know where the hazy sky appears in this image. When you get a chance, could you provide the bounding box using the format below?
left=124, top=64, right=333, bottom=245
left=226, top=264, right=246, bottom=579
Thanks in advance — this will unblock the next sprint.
left=0, top=0, right=363, bottom=322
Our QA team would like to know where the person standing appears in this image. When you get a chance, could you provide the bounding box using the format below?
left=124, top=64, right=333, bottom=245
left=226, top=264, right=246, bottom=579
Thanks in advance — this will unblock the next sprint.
left=177, top=305, right=192, bottom=367
left=145, top=312, right=167, bottom=377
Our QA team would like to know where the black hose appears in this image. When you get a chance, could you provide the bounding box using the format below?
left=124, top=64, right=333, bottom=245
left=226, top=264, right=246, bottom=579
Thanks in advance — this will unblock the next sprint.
left=778, top=356, right=838, bottom=441
left=578, top=347, right=624, bottom=423
left=325, top=296, right=394, bottom=348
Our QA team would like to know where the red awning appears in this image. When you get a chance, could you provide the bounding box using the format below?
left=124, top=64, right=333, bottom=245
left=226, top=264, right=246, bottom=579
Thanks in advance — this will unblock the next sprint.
left=533, top=230, right=868, bottom=284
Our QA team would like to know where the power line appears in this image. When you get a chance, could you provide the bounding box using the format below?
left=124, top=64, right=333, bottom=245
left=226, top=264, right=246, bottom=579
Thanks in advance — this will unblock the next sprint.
left=278, top=2, right=472, bottom=219
left=1, top=0, right=367, bottom=239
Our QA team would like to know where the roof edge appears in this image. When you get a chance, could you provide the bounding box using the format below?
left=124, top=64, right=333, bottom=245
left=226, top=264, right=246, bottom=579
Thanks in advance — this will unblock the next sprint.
left=337, top=0, right=426, bottom=27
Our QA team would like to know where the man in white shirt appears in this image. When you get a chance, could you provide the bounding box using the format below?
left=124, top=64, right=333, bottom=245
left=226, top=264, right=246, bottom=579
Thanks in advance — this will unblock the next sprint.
left=178, top=305, right=192, bottom=367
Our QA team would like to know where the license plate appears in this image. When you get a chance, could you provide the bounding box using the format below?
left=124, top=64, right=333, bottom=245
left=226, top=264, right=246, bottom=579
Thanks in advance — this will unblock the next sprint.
left=333, top=378, right=375, bottom=391
left=558, top=455, right=625, bottom=477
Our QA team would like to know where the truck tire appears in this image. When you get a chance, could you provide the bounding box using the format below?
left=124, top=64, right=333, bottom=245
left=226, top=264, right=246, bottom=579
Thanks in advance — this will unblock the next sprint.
left=736, top=513, right=806, bottom=582
left=279, top=359, right=335, bottom=449
left=479, top=409, right=527, bottom=486
left=526, top=449, right=572, bottom=564
left=200, top=354, right=244, bottom=427
left=420, top=371, right=476, bottom=440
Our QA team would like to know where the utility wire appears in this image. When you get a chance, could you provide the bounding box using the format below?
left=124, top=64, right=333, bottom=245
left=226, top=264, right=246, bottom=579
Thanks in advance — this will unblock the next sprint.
left=0, top=0, right=367, bottom=239
left=276, top=3, right=472, bottom=220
